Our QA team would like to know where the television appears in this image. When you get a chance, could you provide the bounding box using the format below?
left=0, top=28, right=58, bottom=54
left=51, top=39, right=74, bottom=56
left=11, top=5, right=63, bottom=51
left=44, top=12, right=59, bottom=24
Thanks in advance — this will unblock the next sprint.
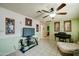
left=22, top=28, right=35, bottom=37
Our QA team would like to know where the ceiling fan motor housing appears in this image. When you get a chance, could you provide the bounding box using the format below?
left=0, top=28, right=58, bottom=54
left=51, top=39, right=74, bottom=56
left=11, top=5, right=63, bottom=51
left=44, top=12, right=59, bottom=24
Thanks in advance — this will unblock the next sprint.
left=50, top=8, right=54, bottom=12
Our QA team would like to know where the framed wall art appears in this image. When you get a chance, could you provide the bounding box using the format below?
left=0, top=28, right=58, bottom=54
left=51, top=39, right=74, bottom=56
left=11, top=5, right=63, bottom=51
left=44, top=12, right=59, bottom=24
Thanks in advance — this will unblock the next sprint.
left=25, top=18, right=32, bottom=26
left=54, top=22, right=60, bottom=32
left=5, top=18, right=15, bottom=34
left=36, top=24, right=39, bottom=32
left=64, top=20, right=71, bottom=32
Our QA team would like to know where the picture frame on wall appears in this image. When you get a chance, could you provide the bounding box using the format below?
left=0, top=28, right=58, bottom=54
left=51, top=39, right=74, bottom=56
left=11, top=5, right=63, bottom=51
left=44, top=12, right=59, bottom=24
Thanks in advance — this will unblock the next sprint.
left=25, top=18, right=32, bottom=26
left=54, top=22, right=60, bottom=32
left=5, top=18, right=15, bottom=34
left=36, top=24, right=39, bottom=32
left=64, top=20, right=71, bottom=32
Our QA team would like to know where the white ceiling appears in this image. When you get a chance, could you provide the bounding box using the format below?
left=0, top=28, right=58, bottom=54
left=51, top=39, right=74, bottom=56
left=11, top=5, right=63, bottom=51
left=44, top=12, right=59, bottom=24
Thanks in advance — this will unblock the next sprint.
left=0, top=3, right=79, bottom=21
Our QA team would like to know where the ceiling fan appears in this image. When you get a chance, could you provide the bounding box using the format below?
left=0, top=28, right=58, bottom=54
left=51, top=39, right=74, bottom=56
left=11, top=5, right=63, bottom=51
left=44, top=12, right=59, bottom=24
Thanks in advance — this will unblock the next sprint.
left=37, top=3, right=67, bottom=19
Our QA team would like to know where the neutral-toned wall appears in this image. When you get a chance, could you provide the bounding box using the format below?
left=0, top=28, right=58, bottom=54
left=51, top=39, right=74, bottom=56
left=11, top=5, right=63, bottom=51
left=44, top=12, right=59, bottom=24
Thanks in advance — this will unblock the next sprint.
left=47, top=18, right=79, bottom=43
left=71, top=18, right=79, bottom=42
left=0, top=7, right=40, bottom=55
left=78, top=19, right=79, bottom=40
left=40, top=22, right=48, bottom=38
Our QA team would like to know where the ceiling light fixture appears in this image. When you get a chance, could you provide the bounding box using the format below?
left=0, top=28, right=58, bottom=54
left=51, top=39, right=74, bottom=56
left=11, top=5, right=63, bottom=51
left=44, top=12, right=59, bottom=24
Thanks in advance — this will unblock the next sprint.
left=49, top=13, right=56, bottom=18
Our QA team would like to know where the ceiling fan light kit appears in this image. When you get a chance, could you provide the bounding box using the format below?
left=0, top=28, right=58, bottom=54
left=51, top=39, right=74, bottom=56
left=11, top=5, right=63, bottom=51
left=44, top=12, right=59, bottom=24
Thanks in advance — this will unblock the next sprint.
left=37, top=3, right=67, bottom=19
left=49, top=13, right=56, bottom=18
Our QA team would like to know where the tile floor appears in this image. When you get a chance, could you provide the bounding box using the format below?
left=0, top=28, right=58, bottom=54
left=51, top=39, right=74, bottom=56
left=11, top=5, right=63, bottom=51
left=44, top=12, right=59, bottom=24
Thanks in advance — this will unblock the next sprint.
left=7, top=38, right=61, bottom=56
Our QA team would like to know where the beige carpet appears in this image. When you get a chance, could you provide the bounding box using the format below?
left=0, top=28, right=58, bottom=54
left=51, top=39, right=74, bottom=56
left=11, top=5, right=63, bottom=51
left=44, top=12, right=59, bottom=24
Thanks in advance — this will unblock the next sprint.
left=7, top=38, right=61, bottom=56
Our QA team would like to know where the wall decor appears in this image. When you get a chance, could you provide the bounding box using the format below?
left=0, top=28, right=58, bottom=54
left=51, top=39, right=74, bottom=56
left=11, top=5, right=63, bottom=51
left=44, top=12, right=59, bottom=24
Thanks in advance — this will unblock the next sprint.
left=64, top=20, right=71, bottom=32
left=25, top=18, right=32, bottom=26
left=5, top=18, right=15, bottom=34
left=36, top=24, right=39, bottom=32
left=54, top=22, right=60, bottom=32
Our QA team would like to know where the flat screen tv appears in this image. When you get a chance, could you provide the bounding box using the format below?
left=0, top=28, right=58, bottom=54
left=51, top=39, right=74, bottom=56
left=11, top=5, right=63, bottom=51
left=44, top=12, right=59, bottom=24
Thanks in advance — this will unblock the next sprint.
left=22, top=28, right=35, bottom=37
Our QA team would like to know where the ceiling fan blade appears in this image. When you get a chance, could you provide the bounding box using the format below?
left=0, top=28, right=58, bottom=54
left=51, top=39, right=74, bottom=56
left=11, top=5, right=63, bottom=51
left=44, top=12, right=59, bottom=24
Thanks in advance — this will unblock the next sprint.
left=43, top=15, right=49, bottom=18
left=57, top=3, right=66, bottom=11
left=57, top=12, right=67, bottom=15
left=42, top=10, right=50, bottom=13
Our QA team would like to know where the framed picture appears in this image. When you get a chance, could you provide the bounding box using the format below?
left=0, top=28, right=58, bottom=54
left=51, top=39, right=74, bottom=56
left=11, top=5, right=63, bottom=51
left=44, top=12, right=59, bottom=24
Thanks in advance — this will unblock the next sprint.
left=25, top=18, right=32, bottom=26
left=54, top=22, right=60, bottom=32
left=5, top=18, right=15, bottom=34
left=36, top=24, right=39, bottom=32
left=64, top=20, right=71, bottom=32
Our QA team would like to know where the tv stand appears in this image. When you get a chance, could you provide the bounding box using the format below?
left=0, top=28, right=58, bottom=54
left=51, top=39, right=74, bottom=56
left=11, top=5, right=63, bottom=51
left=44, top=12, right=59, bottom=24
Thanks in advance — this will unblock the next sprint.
left=19, top=37, right=38, bottom=53
left=26, top=36, right=32, bottom=46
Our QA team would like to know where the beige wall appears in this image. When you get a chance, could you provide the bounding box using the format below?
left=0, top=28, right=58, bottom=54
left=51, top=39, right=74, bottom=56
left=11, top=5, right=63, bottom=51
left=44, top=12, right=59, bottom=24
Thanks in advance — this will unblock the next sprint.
left=46, top=18, right=79, bottom=42
left=0, top=7, right=41, bottom=55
